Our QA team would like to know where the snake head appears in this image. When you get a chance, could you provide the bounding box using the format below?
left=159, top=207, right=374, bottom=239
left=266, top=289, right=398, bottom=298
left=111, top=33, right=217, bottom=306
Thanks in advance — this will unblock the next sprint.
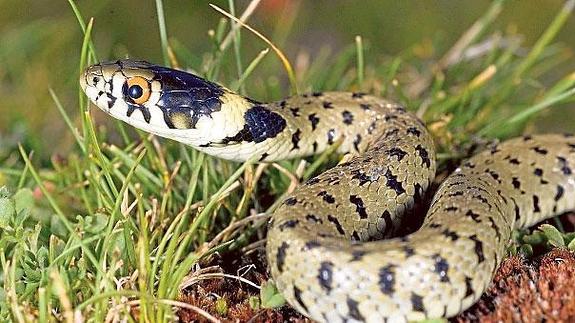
left=80, top=59, right=250, bottom=148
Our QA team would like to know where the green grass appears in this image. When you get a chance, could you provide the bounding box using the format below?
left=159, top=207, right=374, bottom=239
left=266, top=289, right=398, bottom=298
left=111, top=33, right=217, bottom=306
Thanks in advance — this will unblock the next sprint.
left=1, top=0, right=575, bottom=322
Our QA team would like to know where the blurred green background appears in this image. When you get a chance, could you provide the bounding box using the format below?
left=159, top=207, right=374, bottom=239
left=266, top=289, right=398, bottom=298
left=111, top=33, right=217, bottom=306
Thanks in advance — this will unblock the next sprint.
left=0, top=0, right=574, bottom=159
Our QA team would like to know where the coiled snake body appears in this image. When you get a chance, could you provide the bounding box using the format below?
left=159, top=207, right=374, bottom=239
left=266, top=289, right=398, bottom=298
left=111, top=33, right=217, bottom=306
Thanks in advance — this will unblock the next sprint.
left=81, top=60, right=575, bottom=322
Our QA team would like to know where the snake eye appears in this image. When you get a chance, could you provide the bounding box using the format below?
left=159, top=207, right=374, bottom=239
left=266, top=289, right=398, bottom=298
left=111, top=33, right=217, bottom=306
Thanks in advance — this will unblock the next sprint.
left=129, top=84, right=143, bottom=99
left=125, top=76, right=151, bottom=105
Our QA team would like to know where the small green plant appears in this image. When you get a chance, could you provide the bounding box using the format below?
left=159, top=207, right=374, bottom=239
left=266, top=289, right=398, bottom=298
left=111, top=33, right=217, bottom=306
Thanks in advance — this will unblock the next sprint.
left=512, top=223, right=575, bottom=257
left=259, top=280, right=285, bottom=309
left=214, top=297, right=228, bottom=316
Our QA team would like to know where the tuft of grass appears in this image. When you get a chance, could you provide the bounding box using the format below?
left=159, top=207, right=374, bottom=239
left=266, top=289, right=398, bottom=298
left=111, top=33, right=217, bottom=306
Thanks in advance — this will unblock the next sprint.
left=0, top=0, right=574, bottom=322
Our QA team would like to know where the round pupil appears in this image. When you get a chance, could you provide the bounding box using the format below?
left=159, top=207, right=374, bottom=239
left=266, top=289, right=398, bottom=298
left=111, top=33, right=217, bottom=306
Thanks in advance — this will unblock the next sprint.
left=128, top=85, right=143, bottom=99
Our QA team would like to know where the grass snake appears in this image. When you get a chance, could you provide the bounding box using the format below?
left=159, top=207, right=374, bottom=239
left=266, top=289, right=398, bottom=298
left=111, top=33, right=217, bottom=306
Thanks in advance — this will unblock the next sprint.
left=81, top=60, right=575, bottom=322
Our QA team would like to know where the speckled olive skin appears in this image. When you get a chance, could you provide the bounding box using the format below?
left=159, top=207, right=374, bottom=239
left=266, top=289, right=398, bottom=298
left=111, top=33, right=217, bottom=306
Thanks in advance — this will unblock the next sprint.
left=81, top=60, right=575, bottom=323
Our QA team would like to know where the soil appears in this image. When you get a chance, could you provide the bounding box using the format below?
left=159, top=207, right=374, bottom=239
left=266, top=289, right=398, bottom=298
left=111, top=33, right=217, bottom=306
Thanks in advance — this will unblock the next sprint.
left=178, top=245, right=575, bottom=322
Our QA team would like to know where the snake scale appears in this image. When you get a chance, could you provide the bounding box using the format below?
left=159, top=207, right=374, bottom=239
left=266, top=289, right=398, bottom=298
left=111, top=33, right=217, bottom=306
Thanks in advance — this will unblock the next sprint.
left=81, top=60, right=575, bottom=322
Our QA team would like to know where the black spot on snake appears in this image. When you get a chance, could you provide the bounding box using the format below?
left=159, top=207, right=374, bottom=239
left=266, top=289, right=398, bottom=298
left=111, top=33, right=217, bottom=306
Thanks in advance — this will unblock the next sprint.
left=386, top=147, right=407, bottom=161
left=368, top=120, right=377, bottom=134
left=488, top=217, right=501, bottom=241
left=509, top=158, right=521, bottom=165
left=106, top=93, right=116, bottom=110
left=411, top=292, right=425, bottom=312
left=511, top=197, right=521, bottom=221
left=448, top=191, right=464, bottom=197
left=276, top=242, right=289, bottom=272
left=557, top=156, right=572, bottom=175
left=291, top=129, right=302, bottom=151
left=312, top=141, right=318, bottom=152
left=327, top=214, right=346, bottom=235
left=244, top=106, right=287, bottom=143
left=278, top=219, right=299, bottom=231
left=384, top=114, right=398, bottom=121
left=534, top=168, right=543, bottom=176
left=555, top=185, right=564, bottom=201
left=312, top=92, right=323, bottom=97
left=385, top=128, right=399, bottom=137
left=342, top=110, right=354, bottom=125
left=533, top=195, right=541, bottom=213
left=322, top=101, right=334, bottom=109
left=351, top=169, right=371, bottom=186
left=349, top=195, right=368, bottom=219
left=306, top=177, right=321, bottom=185
left=464, top=277, right=474, bottom=297
left=469, top=235, right=485, bottom=263
left=304, top=240, right=321, bottom=250
left=351, top=231, right=361, bottom=241
left=327, top=128, right=336, bottom=145
left=284, top=197, right=297, bottom=205
left=306, top=214, right=322, bottom=223
left=351, top=250, right=366, bottom=261
left=415, top=145, right=431, bottom=168
left=512, top=177, right=521, bottom=190
left=318, top=191, right=336, bottom=204
left=293, top=286, right=308, bottom=313
left=442, top=228, right=460, bottom=241
left=472, top=194, right=491, bottom=208
left=290, top=107, right=300, bottom=117
left=490, top=145, right=500, bottom=154
left=486, top=169, right=501, bottom=183
left=127, top=102, right=152, bottom=124
left=308, top=113, right=320, bottom=131
left=394, top=105, right=407, bottom=113
left=360, top=103, right=371, bottom=110
left=259, top=153, right=269, bottom=161
left=403, top=245, right=415, bottom=256
left=434, top=254, right=450, bottom=282
left=325, top=176, right=340, bottom=185
left=352, top=92, right=365, bottom=98
left=532, top=146, right=548, bottom=155
left=318, top=261, right=334, bottom=292
left=353, top=134, right=362, bottom=152
left=378, top=265, right=396, bottom=295
left=445, top=206, right=458, bottom=212
left=384, top=169, right=405, bottom=195
left=347, top=298, right=364, bottom=321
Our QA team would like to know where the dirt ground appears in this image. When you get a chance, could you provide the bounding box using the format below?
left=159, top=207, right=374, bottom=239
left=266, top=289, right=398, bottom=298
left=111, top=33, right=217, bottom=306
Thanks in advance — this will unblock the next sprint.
left=177, top=246, right=575, bottom=322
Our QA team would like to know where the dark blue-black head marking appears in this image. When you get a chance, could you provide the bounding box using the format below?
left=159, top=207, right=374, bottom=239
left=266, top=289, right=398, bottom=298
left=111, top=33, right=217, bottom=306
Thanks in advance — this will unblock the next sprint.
left=120, top=60, right=226, bottom=129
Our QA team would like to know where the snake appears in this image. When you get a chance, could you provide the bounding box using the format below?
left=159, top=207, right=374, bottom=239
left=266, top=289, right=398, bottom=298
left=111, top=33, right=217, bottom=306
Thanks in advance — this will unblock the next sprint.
left=80, top=59, right=575, bottom=322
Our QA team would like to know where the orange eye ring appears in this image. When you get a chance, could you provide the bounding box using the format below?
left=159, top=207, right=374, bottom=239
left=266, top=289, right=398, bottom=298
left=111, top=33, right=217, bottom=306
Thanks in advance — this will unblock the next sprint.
left=125, top=76, right=151, bottom=105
